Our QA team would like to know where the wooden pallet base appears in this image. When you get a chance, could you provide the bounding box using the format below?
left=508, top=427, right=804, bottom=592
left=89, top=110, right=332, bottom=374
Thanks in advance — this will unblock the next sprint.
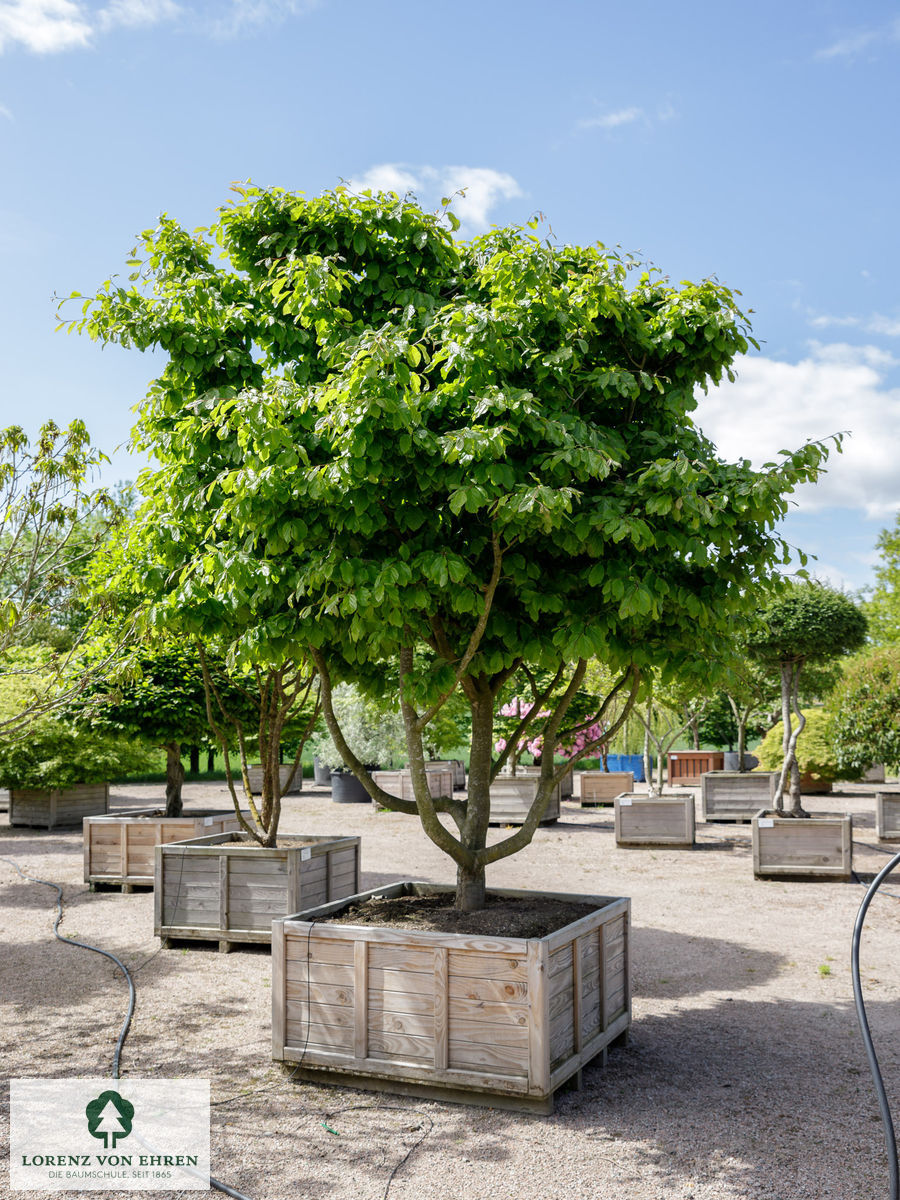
left=283, top=1028, right=630, bottom=1114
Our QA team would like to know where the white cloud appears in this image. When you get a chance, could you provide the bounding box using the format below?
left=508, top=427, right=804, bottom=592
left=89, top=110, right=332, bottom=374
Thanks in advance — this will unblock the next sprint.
left=809, top=310, right=900, bottom=338
left=0, top=0, right=180, bottom=52
left=0, top=102, right=12, bottom=119
left=816, top=16, right=900, bottom=60
left=0, top=1, right=92, bottom=53
left=97, top=0, right=180, bottom=31
left=577, top=106, right=642, bottom=131
left=694, top=343, right=900, bottom=518
left=348, top=163, right=523, bottom=234
left=0, top=0, right=320, bottom=51
left=211, top=0, right=319, bottom=35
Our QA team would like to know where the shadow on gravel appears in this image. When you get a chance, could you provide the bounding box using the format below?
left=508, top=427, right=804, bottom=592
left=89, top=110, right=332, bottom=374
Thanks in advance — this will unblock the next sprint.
left=556, top=993, right=898, bottom=1200
left=632, top=926, right=786, bottom=998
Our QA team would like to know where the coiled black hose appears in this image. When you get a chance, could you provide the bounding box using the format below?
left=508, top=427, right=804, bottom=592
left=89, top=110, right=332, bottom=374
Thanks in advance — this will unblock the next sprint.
left=852, top=849, right=900, bottom=1200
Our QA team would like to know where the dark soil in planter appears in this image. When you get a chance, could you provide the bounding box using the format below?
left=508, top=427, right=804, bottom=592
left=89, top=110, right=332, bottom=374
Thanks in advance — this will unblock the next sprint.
left=326, top=891, right=599, bottom=939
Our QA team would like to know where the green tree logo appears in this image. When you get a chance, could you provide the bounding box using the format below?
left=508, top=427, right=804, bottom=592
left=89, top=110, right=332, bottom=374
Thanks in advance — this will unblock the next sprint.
left=85, top=1090, right=134, bottom=1149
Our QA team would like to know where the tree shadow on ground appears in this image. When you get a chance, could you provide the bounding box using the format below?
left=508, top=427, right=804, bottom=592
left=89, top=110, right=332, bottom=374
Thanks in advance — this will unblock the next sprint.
left=235, top=988, right=898, bottom=1200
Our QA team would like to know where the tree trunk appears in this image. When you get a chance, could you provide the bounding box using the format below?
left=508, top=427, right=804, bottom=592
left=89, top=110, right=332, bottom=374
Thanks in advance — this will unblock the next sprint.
left=189, top=745, right=200, bottom=774
left=456, top=861, right=486, bottom=911
left=207, top=747, right=215, bottom=772
left=691, top=716, right=700, bottom=751
left=643, top=715, right=653, bottom=794
left=164, top=741, right=184, bottom=817
left=456, top=691, right=493, bottom=910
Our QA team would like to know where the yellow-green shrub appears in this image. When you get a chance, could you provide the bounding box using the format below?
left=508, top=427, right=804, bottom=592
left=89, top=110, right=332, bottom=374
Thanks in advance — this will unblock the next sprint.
left=755, top=708, right=838, bottom=785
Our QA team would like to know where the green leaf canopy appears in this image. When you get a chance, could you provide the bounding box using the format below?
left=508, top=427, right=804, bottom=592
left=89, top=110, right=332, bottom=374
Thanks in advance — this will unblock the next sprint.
left=74, top=185, right=835, bottom=905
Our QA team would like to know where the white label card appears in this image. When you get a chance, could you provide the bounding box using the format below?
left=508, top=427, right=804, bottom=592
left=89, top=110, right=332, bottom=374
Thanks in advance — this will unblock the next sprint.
left=301, top=847, right=312, bottom=860
left=757, top=818, right=774, bottom=828
left=618, top=798, right=633, bottom=807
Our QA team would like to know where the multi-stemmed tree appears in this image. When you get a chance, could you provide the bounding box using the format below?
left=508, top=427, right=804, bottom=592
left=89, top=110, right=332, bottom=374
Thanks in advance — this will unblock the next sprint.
left=70, top=185, right=834, bottom=907
left=747, top=581, right=867, bottom=813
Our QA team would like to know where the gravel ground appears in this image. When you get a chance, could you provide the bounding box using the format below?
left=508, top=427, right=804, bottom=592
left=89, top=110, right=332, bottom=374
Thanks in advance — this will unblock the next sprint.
left=1, top=779, right=899, bottom=1200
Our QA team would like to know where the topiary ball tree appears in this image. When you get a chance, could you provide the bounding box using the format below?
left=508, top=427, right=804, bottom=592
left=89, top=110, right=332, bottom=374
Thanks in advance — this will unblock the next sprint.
left=747, top=581, right=867, bottom=814
left=71, top=185, right=837, bottom=909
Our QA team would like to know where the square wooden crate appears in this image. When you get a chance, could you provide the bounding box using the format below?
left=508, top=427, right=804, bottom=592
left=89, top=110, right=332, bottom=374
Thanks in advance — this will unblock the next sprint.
left=876, top=791, right=900, bottom=841
left=84, top=808, right=241, bottom=889
left=272, top=881, right=630, bottom=1112
left=751, top=811, right=852, bottom=879
left=701, top=771, right=780, bottom=822
left=579, top=771, right=635, bottom=807
left=371, top=767, right=455, bottom=810
left=10, top=784, right=109, bottom=830
left=155, top=832, right=361, bottom=950
left=614, top=792, right=695, bottom=847
left=488, top=776, right=561, bottom=825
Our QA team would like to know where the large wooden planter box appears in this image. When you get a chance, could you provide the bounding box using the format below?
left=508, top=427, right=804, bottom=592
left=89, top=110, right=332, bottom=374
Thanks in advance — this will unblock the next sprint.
left=84, top=808, right=241, bottom=890
left=428, top=760, right=466, bottom=790
left=701, top=771, right=779, bottom=822
left=155, top=832, right=361, bottom=950
left=9, top=783, right=109, bottom=830
left=667, top=751, right=724, bottom=787
left=751, top=811, right=852, bottom=880
left=876, top=791, right=900, bottom=841
left=371, top=766, right=455, bottom=809
left=520, top=765, right=574, bottom=798
left=272, top=881, right=630, bottom=1112
left=614, top=791, right=694, bottom=847
left=579, top=771, right=634, bottom=807
left=489, top=776, right=561, bottom=825
left=245, top=763, right=302, bottom=795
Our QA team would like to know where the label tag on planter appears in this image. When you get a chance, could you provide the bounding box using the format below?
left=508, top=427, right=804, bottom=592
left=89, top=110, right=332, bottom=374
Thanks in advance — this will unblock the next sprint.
left=757, top=818, right=774, bottom=827
left=203, top=818, right=214, bottom=826
left=619, top=798, right=633, bottom=806
left=301, top=848, right=312, bottom=860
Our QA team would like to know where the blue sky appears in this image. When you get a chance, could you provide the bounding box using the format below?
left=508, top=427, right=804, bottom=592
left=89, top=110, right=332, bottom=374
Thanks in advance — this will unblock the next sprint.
left=2, top=0, right=899, bottom=590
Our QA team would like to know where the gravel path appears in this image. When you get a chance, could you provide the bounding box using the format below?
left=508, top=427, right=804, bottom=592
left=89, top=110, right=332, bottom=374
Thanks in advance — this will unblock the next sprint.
left=1, top=780, right=899, bottom=1200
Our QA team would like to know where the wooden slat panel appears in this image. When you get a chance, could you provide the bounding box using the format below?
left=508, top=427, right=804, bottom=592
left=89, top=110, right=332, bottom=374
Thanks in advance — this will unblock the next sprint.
left=369, top=944, right=435, bottom=973
left=447, top=1039, right=529, bottom=1075
left=447, top=1015, right=530, bottom=1048
left=306, top=1000, right=355, bottom=1030
left=285, top=979, right=353, bottom=1008
left=286, top=938, right=355, bottom=965
left=548, top=944, right=572, bottom=978
left=227, top=859, right=288, bottom=877
left=448, top=977, right=529, bottom=1003
left=354, top=941, right=367, bottom=1060
left=434, top=947, right=448, bottom=1071
left=286, top=1021, right=353, bottom=1051
left=448, top=951, right=527, bottom=981
left=368, top=1031, right=433, bottom=1063
left=286, top=962, right=355, bottom=988
left=368, top=967, right=433, bottom=996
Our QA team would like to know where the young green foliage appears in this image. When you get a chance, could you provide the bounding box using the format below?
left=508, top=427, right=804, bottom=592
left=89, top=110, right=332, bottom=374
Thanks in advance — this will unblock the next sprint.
left=72, top=185, right=836, bottom=907
left=831, top=646, right=900, bottom=778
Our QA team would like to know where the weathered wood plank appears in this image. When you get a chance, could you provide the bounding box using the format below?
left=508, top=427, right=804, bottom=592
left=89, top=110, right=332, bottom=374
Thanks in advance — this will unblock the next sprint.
left=876, top=792, right=900, bottom=841
left=354, top=940, right=367, bottom=1061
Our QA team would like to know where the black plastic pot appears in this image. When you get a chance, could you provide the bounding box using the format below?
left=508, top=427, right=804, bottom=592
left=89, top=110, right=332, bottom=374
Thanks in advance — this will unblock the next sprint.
left=313, top=756, right=332, bottom=786
left=330, top=771, right=371, bottom=804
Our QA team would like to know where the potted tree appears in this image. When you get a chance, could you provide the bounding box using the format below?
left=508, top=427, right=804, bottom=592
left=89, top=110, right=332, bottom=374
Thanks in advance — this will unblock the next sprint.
left=746, top=582, right=866, bottom=879
left=75, top=184, right=835, bottom=1105
left=0, top=715, right=155, bottom=829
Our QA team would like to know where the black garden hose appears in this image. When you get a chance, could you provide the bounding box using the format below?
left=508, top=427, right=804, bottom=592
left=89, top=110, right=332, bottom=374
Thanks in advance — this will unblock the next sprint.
left=0, top=855, right=254, bottom=1200
left=851, top=849, right=900, bottom=1200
